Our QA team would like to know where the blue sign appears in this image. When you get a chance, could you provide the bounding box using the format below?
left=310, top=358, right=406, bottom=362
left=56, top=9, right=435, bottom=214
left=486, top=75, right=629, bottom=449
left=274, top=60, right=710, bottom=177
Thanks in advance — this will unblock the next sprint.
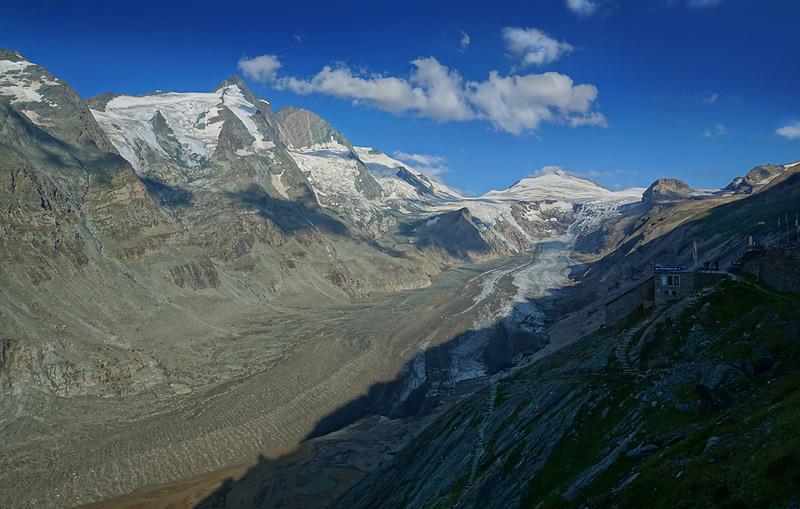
left=654, top=264, right=687, bottom=273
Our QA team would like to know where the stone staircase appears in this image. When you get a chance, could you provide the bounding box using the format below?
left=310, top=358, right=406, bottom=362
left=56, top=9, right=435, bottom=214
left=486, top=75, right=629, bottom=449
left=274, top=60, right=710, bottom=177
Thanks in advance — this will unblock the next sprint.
left=614, top=321, right=648, bottom=378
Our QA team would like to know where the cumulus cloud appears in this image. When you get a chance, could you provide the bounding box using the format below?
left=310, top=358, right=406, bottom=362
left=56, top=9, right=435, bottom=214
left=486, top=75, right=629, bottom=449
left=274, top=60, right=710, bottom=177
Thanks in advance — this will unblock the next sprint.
left=237, top=54, right=282, bottom=84
left=776, top=121, right=800, bottom=140
left=565, top=0, right=598, bottom=16
left=278, top=57, right=474, bottom=121
left=237, top=54, right=605, bottom=134
left=702, top=122, right=728, bottom=138
left=502, top=27, right=573, bottom=67
left=393, top=150, right=449, bottom=177
left=458, top=31, right=471, bottom=52
left=467, top=71, right=606, bottom=133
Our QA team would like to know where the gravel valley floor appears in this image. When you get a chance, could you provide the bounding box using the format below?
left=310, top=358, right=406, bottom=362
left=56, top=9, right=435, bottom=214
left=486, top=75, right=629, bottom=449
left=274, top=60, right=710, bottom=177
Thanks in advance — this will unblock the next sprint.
left=1, top=240, right=576, bottom=509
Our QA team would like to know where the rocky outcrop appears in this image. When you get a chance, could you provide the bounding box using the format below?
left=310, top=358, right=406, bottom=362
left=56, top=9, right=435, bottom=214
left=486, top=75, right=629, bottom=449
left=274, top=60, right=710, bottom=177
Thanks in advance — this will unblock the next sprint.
left=169, top=261, right=220, bottom=289
left=721, top=163, right=790, bottom=195
left=641, top=178, right=693, bottom=205
left=273, top=106, right=350, bottom=150
left=410, top=208, right=495, bottom=260
left=740, top=247, right=800, bottom=293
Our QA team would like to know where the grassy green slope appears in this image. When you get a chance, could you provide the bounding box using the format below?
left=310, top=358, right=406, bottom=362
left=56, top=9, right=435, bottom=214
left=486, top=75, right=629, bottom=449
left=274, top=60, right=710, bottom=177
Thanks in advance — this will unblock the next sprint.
left=336, top=280, right=800, bottom=509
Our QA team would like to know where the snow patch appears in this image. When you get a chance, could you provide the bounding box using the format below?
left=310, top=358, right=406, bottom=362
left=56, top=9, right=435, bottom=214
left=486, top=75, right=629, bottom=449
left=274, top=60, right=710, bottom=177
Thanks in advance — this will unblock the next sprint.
left=271, top=171, right=289, bottom=199
left=0, top=58, right=60, bottom=106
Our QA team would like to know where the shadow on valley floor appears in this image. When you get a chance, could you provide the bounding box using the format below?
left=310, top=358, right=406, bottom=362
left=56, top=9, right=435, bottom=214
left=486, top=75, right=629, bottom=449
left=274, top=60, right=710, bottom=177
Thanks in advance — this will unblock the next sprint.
left=189, top=176, right=800, bottom=509
left=192, top=275, right=583, bottom=509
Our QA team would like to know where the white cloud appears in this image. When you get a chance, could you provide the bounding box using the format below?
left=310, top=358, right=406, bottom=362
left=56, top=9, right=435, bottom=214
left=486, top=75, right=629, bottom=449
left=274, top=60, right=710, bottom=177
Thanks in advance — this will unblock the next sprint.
left=776, top=121, right=800, bottom=140
left=240, top=54, right=605, bottom=134
left=467, top=71, right=606, bottom=133
left=502, top=27, right=574, bottom=67
left=565, top=0, right=598, bottom=16
left=702, top=122, right=728, bottom=138
left=393, top=150, right=446, bottom=167
left=237, top=54, right=282, bottom=84
left=534, top=165, right=568, bottom=176
left=702, top=91, right=719, bottom=104
left=293, top=34, right=304, bottom=43
left=278, top=57, right=473, bottom=121
left=393, top=150, right=449, bottom=177
left=459, top=31, right=471, bottom=52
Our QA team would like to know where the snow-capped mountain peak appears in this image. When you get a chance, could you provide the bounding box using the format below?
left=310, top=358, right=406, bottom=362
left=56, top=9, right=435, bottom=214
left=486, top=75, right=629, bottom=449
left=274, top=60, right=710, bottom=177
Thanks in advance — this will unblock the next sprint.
left=90, top=82, right=275, bottom=173
left=484, top=167, right=641, bottom=204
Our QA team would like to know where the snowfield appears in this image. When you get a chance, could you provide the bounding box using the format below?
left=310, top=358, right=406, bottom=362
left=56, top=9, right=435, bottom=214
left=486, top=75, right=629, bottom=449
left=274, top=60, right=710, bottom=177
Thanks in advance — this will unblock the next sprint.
left=91, top=84, right=273, bottom=174
left=0, top=56, right=60, bottom=112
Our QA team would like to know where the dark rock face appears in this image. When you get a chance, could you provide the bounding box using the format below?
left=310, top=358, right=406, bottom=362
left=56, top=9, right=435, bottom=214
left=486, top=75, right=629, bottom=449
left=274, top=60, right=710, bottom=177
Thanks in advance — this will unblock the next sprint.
left=740, top=248, right=800, bottom=293
left=641, top=178, right=693, bottom=204
left=85, top=92, right=121, bottom=112
left=273, top=106, right=350, bottom=150
left=396, top=167, right=434, bottom=196
left=410, top=208, right=494, bottom=260
left=273, top=106, right=384, bottom=200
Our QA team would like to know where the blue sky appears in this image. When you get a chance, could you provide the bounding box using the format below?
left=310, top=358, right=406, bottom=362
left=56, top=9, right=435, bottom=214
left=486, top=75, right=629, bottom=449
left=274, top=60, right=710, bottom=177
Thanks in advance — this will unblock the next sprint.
left=2, top=0, right=799, bottom=194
